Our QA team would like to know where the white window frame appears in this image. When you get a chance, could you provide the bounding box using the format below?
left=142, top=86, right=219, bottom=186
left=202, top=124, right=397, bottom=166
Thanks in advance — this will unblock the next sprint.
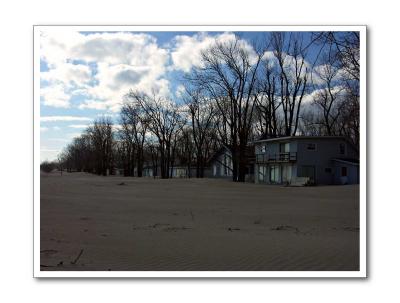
left=306, top=143, right=317, bottom=151
left=260, top=144, right=267, bottom=153
left=339, top=143, right=346, bottom=155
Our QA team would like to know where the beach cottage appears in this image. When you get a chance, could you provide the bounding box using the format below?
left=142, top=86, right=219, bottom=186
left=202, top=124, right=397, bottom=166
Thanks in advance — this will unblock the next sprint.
left=254, top=136, right=359, bottom=185
left=208, top=145, right=255, bottom=181
left=208, top=146, right=234, bottom=178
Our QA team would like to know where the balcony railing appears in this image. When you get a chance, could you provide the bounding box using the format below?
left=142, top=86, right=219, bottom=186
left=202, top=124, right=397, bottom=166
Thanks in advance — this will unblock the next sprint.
left=256, top=152, right=297, bottom=163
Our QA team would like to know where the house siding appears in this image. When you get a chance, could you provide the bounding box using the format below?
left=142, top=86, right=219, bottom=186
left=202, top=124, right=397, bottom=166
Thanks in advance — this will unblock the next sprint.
left=211, top=152, right=233, bottom=178
left=255, top=137, right=359, bottom=185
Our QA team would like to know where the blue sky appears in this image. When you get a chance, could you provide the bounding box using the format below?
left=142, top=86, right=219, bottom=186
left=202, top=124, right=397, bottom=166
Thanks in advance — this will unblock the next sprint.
left=39, top=30, right=330, bottom=161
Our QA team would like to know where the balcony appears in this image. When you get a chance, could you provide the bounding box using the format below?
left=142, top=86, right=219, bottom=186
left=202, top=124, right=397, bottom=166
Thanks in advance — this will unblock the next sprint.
left=256, top=152, right=297, bottom=164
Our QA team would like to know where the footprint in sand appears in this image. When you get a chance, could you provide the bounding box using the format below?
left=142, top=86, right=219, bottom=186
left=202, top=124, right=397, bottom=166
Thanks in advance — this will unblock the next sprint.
left=40, top=249, right=58, bottom=256
left=163, top=226, right=191, bottom=232
left=228, top=227, right=241, bottom=232
left=271, top=225, right=299, bottom=233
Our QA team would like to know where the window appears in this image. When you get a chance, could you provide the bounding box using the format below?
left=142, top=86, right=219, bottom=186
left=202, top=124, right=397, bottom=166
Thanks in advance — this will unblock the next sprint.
left=299, top=165, right=316, bottom=182
left=260, top=145, right=267, bottom=153
left=325, top=167, right=332, bottom=173
left=341, top=166, right=347, bottom=177
left=339, top=143, right=346, bottom=155
left=224, top=154, right=228, bottom=175
left=306, top=143, right=316, bottom=150
left=258, top=165, right=267, bottom=182
left=270, top=165, right=280, bottom=183
left=280, top=142, right=290, bottom=153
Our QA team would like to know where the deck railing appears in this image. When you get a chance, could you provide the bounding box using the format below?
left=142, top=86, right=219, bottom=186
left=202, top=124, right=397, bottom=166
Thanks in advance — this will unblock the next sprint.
left=256, top=152, right=297, bottom=163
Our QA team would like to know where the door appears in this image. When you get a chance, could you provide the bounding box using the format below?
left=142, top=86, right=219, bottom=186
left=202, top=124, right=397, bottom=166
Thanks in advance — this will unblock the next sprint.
left=340, top=166, right=348, bottom=184
left=299, top=165, right=315, bottom=184
left=270, top=165, right=280, bottom=183
left=258, top=165, right=267, bottom=183
left=281, top=165, right=292, bottom=183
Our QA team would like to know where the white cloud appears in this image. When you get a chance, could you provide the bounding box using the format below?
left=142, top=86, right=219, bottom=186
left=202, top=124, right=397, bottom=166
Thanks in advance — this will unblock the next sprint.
left=40, top=127, right=48, bottom=132
left=47, top=138, right=69, bottom=142
left=41, top=116, right=91, bottom=122
left=41, top=63, right=91, bottom=87
left=170, top=32, right=259, bottom=73
left=40, top=31, right=170, bottom=112
left=68, top=132, right=83, bottom=139
left=40, top=147, right=61, bottom=162
left=40, top=84, right=70, bottom=108
left=78, top=99, right=111, bottom=111
left=112, top=124, right=122, bottom=130
left=175, top=84, right=186, bottom=98
left=68, top=124, right=90, bottom=129
left=171, top=32, right=237, bottom=72
left=311, top=64, right=348, bottom=86
left=41, top=148, right=60, bottom=152
left=302, top=85, right=346, bottom=104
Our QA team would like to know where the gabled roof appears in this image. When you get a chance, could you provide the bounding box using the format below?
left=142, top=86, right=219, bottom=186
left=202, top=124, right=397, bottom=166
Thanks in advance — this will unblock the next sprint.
left=207, top=145, right=230, bottom=164
left=252, top=136, right=359, bottom=151
left=207, top=144, right=255, bottom=165
left=332, top=158, right=359, bottom=166
left=253, top=135, right=352, bottom=144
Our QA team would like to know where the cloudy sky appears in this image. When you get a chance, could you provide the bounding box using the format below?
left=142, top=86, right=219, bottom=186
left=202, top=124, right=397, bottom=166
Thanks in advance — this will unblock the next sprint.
left=40, top=30, right=324, bottom=161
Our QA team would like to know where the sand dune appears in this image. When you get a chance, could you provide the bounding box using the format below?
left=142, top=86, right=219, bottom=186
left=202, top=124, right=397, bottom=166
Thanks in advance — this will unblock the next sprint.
left=40, top=172, right=359, bottom=271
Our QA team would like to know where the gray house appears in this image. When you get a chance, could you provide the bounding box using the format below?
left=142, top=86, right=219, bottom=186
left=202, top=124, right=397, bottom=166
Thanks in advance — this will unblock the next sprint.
left=208, top=146, right=233, bottom=178
left=254, top=136, right=359, bottom=185
left=142, top=163, right=196, bottom=178
left=208, top=145, right=255, bottom=181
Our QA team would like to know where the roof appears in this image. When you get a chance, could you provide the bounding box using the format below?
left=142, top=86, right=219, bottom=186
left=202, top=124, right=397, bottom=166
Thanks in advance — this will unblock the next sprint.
left=253, top=135, right=352, bottom=144
left=207, top=145, right=230, bottom=164
left=207, top=145, right=255, bottom=165
left=332, top=158, right=360, bottom=166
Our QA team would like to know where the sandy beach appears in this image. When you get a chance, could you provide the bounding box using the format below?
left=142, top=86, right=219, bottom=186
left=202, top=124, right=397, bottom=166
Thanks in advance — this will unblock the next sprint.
left=40, top=172, right=359, bottom=271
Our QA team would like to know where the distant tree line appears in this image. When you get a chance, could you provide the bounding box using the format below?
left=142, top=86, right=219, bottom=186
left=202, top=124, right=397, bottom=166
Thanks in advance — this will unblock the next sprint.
left=49, top=31, right=360, bottom=182
left=40, top=160, right=58, bottom=173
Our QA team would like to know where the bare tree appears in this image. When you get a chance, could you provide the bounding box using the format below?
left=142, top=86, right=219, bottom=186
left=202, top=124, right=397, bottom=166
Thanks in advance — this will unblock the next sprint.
left=187, top=36, right=264, bottom=181
left=145, top=140, right=160, bottom=178
left=87, top=117, right=114, bottom=176
left=119, top=101, right=148, bottom=177
left=271, top=32, right=309, bottom=136
left=323, top=32, right=360, bottom=82
left=326, top=32, right=360, bottom=147
left=183, top=88, right=216, bottom=177
left=310, top=31, right=360, bottom=146
left=254, top=56, right=282, bottom=138
left=127, top=91, right=183, bottom=179
left=313, top=50, right=347, bottom=135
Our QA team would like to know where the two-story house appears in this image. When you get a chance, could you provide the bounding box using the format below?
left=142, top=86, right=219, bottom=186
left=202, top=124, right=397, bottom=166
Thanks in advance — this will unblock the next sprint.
left=254, top=136, right=359, bottom=185
left=208, top=145, right=255, bottom=181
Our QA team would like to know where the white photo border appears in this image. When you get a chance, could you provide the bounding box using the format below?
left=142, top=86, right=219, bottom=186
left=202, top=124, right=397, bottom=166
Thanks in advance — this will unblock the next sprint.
left=33, top=25, right=367, bottom=278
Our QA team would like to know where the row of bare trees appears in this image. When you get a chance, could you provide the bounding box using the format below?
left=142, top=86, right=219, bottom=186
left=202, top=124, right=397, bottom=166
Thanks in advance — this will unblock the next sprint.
left=58, top=117, right=114, bottom=175
left=54, top=31, right=360, bottom=181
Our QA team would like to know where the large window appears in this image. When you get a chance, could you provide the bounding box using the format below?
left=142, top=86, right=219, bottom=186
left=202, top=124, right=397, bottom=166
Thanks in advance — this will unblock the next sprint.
left=224, top=155, right=228, bottom=175
left=299, top=165, right=316, bottom=183
left=260, top=145, right=267, bottom=153
left=339, top=143, right=346, bottom=155
left=270, top=165, right=280, bottom=183
left=280, top=142, right=290, bottom=153
left=306, top=143, right=316, bottom=151
left=282, top=165, right=292, bottom=183
left=341, top=166, right=347, bottom=177
left=258, top=165, right=267, bottom=182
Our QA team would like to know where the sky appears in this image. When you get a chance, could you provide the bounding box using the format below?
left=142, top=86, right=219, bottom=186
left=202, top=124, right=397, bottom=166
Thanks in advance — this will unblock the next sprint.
left=39, top=30, right=330, bottom=162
